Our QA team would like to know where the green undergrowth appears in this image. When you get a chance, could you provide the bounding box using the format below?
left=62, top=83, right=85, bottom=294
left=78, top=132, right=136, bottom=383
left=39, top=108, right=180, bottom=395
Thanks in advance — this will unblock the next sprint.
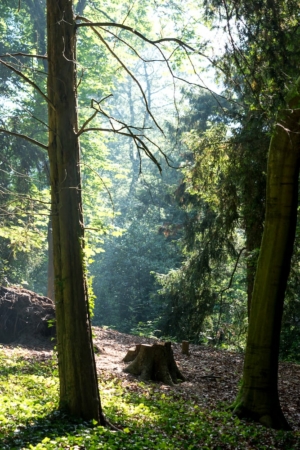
left=0, top=348, right=299, bottom=449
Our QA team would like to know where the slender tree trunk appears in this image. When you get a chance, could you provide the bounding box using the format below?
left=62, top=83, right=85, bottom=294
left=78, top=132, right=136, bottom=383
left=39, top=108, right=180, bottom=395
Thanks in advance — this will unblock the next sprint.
left=47, top=0, right=105, bottom=423
left=233, top=92, right=300, bottom=429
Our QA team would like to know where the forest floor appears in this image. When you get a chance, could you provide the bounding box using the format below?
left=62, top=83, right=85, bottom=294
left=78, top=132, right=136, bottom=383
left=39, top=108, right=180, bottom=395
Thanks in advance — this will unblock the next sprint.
left=93, top=328, right=300, bottom=430
left=0, top=327, right=300, bottom=450
left=3, top=326, right=300, bottom=429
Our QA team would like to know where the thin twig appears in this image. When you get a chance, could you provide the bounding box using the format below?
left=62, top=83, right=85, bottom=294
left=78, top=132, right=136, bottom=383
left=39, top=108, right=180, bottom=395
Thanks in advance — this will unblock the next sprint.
left=78, top=94, right=113, bottom=136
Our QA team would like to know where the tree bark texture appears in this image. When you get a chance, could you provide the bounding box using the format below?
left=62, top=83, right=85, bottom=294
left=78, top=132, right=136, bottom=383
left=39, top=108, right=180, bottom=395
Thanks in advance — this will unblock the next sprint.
left=47, top=217, right=55, bottom=301
left=233, top=91, right=300, bottom=429
left=124, top=342, right=185, bottom=386
left=47, top=0, right=105, bottom=423
left=245, top=219, right=264, bottom=319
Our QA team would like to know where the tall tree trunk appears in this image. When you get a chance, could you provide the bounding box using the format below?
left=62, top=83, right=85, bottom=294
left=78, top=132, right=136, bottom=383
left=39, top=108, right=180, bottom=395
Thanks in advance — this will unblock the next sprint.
left=233, top=91, right=300, bottom=429
left=47, top=0, right=105, bottom=423
left=245, top=221, right=263, bottom=319
left=47, top=216, right=55, bottom=300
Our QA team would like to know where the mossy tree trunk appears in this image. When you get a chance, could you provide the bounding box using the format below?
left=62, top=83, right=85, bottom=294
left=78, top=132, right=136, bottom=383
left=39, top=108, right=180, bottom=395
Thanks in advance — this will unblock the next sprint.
left=47, top=216, right=54, bottom=301
left=233, top=91, right=300, bottom=429
left=47, top=0, right=105, bottom=423
left=245, top=220, right=264, bottom=319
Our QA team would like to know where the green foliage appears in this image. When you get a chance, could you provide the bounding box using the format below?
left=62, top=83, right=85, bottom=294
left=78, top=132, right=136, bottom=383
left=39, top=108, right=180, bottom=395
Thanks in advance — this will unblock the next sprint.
left=92, top=207, right=182, bottom=332
left=130, top=319, right=177, bottom=342
left=204, top=0, right=300, bottom=112
left=153, top=94, right=248, bottom=345
left=0, top=349, right=299, bottom=449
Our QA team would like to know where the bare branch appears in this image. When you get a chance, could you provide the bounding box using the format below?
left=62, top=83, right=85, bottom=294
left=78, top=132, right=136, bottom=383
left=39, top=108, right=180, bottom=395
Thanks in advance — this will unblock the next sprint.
left=76, top=19, right=231, bottom=129
left=80, top=96, right=180, bottom=170
left=78, top=110, right=98, bottom=137
left=173, top=73, right=241, bottom=105
left=0, top=188, right=51, bottom=205
left=76, top=17, right=248, bottom=100
left=90, top=98, right=151, bottom=131
left=75, top=19, right=198, bottom=53
left=181, top=47, right=233, bottom=112
left=0, top=52, right=47, bottom=60
left=78, top=94, right=113, bottom=136
left=0, top=59, right=54, bottom=110
left=215, top=246, right=246, bottom=336
left=99, top=27, right=166, bottom=63
left=79, top=125, right=162, bottom=172
left=78, top=20, right=164, bottom=135
left=21, top=106, right=50, bottom=131
left=0, top=128, right=48, bottom=151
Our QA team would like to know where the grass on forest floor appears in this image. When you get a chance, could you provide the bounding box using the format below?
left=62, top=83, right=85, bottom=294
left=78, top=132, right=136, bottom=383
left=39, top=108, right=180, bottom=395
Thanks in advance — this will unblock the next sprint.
left=0, top=348, right=299, bottom=450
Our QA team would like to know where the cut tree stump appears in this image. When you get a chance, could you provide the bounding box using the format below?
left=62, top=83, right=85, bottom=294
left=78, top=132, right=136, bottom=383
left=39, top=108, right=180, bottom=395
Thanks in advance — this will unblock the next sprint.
left=123, top=342, right=185, bottom=386
left=123, top=344, right=142, bottom=362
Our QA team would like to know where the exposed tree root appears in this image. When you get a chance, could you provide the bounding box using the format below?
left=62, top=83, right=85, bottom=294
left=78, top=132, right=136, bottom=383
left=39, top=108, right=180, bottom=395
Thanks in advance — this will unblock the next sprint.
left=231, top=402, right=291, bottom=431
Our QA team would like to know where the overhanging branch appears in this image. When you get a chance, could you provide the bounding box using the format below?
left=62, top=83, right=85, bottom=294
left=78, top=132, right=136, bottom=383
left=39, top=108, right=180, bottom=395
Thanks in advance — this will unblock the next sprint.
left=75, top=19, right=198, bottom=53
left=0, top=52, right=47, bottom=60
left=78, top=94, right=113, bottom=136
left=79, top=125, right=162, bottom=172
left=75, top=16, right=240, bottom=101
left=0, top=59, right=54, bottom=110
left=0, top=128, right=48, bottom=151
left=79, top=98, right=179, bottom=171
left=78, top=19, right=164, bottom=135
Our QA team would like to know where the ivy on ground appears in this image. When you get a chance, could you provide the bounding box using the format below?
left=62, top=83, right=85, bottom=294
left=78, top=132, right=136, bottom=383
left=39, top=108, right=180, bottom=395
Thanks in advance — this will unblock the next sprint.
left=0, top=348, right=299, bottom=449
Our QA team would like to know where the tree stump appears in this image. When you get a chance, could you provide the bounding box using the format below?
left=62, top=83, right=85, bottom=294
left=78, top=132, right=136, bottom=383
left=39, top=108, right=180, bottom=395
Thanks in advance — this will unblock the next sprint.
left=181, top=340, right=190, bottom=355
left=123, top=344, right=142, bottom=362
left=123, top=342, right=185, bottom=386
